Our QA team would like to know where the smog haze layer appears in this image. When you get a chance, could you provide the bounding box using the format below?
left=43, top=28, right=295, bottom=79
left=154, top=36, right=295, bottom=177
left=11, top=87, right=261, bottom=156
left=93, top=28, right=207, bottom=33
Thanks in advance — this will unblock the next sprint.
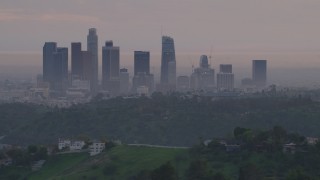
left=1, top=0, right=320, bottom=87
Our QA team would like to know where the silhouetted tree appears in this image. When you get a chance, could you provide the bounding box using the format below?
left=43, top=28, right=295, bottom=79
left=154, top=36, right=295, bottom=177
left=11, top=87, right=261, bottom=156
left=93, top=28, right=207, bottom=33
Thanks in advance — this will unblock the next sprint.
left=151, top=162, right=177, bottom=180
left=238, top=163, right=262, bottom=180
left=186, top=160, right=208, bottom=180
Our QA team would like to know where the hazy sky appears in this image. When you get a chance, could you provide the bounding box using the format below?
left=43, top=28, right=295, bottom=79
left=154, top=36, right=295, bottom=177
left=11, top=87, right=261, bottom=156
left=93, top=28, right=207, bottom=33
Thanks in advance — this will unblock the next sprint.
left=1, top=0, right=320, bottom=53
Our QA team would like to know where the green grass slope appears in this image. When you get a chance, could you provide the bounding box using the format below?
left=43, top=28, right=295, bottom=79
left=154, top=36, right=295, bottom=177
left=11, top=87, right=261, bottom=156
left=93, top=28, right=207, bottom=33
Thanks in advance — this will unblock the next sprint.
left=28, top=145, right=189, bottom=180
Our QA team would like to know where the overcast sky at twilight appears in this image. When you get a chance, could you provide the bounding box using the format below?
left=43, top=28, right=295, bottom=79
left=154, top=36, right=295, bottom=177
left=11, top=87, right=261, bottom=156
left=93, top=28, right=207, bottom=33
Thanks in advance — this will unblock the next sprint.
left=2, top=0, right=320, bottom=88
left=1, top=0, right=320, bottom=53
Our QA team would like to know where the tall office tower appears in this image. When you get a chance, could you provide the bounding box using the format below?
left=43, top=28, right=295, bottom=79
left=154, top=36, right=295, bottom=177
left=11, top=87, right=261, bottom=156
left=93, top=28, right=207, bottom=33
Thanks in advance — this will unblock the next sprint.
left=134, top=51, right=150, bottom=76
left=53, top=48, right=68, bottom=92
left=43, top=42, right=57, bottom=84
left=200, top=55, right=209, bottom=68
left=219, top=64, right=232, bottom=73
left=217, top=64, right=234, bottom=91
left=132, top=50, right=154, bottom=94
left=56, top=48, right=68, bottom=80
left=71, top=42, right=82, bottom=79
left=177, top=76, right=190, bottom=92
left=190, top=55, right=215, bottom=91
left=160, top=36, right=176, bottom=85
left=71, top=42, right=94, bottom=93
left=168, top=61, right=176, bottom=85
left=82, top=51, right=94, bottom=83
left=252, top=60, right=267, bottom=88
left=87, top=28, right=98, bottom=93
left=119, top=68, right=130, bottom=94
left=43, top=42, right=68, bottom=96
left=102, top=41, right=120, bottom=95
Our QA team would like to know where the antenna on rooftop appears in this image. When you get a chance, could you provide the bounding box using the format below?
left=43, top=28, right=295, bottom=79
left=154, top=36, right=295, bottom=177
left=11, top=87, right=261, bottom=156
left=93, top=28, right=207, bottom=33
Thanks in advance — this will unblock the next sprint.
left=189, top=56, right=194, bottom=73
left=209, top=46, right=213, bottom=68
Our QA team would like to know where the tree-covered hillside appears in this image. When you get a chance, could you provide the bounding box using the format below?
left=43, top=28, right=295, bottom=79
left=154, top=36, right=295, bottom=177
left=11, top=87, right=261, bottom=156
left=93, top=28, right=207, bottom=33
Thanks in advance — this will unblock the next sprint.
left=1, top=94, right=320, bottom=146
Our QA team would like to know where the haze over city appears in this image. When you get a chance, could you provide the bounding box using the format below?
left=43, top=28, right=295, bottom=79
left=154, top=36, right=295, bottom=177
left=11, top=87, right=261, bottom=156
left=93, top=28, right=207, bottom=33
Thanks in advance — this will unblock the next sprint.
left=3, top=1, right=320, bottom=179
left=1, top=0, right=320, bottom=87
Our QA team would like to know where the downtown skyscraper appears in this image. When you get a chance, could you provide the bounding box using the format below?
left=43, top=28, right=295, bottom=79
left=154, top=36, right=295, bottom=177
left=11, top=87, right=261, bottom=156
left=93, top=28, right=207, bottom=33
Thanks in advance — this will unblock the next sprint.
left=71, top=42, right=94, bottom=93
left=43, top=42, right=57, bottom=84
left=134, top=51, right=150, bottom=76
left=252, top=60, right=267, bottom=88
left=132, top=51, right=154, bottom=94
left=160, top=36, right=176, bottom=89
left=71, top=42, right=82, bottom=79
left=43, top=42, right=68, bottom=96
left=217, top=64, right=234, bottom=91
left=190, top=55, right=215, bottom=91
left=87, top=28, right=98, bottom=94
left=102, top=41, right=120, bottom=95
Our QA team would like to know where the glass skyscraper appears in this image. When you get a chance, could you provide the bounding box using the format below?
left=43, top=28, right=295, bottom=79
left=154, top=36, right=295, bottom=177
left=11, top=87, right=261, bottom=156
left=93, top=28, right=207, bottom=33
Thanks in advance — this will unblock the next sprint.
left=252, top=60, right=267, bottom=88
left=160, top=36, right=176, bottom=85
left=43, top=42, right=68, bottom=95
left=102, top=41, right=120, bottom=94
left=87, top=28, right=98, bottom=93
left=134, top=51, right=150, bottom=76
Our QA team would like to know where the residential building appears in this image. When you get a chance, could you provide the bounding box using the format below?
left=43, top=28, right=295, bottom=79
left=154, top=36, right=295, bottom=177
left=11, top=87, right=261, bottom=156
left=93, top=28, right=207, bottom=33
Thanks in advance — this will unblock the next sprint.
left=58, top=139, right=85, bottom=151
left=89, top=142, right=105, bottom=156
left=69, top=141, right=85, bottom=151
left=58, top=139, right=71, bottom=150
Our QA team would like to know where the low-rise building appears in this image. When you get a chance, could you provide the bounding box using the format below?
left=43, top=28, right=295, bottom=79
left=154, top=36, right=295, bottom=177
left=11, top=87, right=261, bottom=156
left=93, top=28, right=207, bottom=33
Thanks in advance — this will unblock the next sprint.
left=58, top=139, right=71, bottom=150
left=58, top=139, right=85, bottom=151
left=89, top=142, right=105, bottom=156
left=70, top=141, right=85, bottom=151
left=0, top=158, right=12, bottom=167
left=307, top=137, right=319, bottom=145
left=283, top=143, right=296, bottom=154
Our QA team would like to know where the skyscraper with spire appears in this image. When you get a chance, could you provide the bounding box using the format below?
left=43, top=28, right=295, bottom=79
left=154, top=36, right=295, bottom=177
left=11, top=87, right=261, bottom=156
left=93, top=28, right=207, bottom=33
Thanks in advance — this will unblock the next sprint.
left=87, top=28, right=98, bottom=94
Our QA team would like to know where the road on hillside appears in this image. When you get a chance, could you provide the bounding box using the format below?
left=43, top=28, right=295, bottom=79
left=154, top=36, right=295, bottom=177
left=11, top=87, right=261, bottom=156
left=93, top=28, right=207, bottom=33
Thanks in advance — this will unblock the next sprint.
left=127, top=144, right=189, bottom=149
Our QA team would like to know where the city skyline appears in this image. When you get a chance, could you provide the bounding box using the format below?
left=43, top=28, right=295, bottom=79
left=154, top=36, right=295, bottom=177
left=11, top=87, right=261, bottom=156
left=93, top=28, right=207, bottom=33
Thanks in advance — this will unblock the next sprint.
left=2, top=1, right=320, bottom=88
left=43, top=31, right=271, bottom=96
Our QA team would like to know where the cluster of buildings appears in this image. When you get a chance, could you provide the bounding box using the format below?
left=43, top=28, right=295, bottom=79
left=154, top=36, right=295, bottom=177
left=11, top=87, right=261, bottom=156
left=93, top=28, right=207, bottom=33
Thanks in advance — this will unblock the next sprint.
left=58, top=138, right=105, bottom=156
left=40, top=29, right=179, bottom=99
left=35, top=28, right=268, bottom=101
left=176, top=58, right=266, bottom=93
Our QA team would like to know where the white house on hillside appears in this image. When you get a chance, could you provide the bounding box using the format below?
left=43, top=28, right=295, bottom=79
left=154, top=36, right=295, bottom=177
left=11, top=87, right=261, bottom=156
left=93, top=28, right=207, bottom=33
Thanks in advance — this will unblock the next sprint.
left=89, top=142, right=105, bottom=156
left=70, top=141, right=85, bottom=151
left=58, top=139, right=71, bottom=150
left=58, top=139, right=85, bottom=151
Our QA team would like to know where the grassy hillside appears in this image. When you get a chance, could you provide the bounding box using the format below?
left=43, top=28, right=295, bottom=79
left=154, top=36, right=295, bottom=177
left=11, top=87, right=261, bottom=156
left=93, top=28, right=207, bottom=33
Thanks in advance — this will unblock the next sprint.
left=28, top=145, right=189, bottom=180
